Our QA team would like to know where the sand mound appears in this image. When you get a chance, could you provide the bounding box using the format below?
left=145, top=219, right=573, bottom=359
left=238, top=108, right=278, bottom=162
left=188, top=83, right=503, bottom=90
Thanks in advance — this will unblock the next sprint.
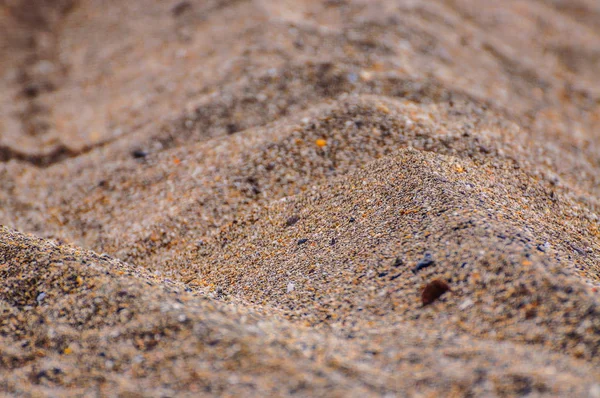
left=1, top=0, right=600, bottom=396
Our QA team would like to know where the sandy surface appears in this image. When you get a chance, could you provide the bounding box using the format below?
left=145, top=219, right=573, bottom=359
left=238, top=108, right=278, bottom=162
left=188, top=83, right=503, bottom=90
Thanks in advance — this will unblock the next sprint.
left=1, top=0, right=600, bottom=396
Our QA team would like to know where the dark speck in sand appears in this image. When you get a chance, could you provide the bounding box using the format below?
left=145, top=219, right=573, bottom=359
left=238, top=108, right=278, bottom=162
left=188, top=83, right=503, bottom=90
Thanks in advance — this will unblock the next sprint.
left=390, top=273, right=402, bottom=281
left=412, top=253, right=435, bottom=273
left=171, top=1, right=191, bottom=17
left=226, top=123, right=239, bottom=134
left=422, top=279, right=451, bottom=306
left=131, top=149, right=148, bottom=159
left=285, top=216, right=300, bottom=227
left=297, top=238, right=308, bottom=245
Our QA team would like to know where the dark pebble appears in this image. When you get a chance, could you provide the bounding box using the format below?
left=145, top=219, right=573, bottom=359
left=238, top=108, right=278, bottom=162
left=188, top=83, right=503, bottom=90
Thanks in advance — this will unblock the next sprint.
left=171, top=1, right=191, bottom=16
left=23, top=83, right=40, bottom=98
left=131, top=149, right=148, bottom=159
left=330, top=238, right=336, bottom=245
left=412, top=253, right=435, bottom=273
left=349, top=217, right=356, bottom=222
left=297, top=238, right=308, bottom=245
left=390, top=273, right=402, bottom=281
left=285, top=216, right=300, bottom=227
left=392, top=257, right=404, bottom=267
left=421, top=279, right=451, bottom=306
left=226, top=123, right=239, bottom=134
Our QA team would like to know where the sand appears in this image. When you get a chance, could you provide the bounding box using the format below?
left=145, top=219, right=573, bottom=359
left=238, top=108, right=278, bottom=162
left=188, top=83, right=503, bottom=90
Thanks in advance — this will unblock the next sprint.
left=1, top=0, right=600, bottom=396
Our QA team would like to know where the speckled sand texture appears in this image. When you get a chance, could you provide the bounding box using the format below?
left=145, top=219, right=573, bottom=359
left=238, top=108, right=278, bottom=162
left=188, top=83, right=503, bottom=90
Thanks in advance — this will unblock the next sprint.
left=1, top=0, right=600, bottom=396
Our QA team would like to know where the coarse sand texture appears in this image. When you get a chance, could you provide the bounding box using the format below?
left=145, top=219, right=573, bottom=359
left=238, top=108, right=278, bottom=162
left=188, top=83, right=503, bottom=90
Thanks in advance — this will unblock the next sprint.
left=1, top=0, right=600, bottom=396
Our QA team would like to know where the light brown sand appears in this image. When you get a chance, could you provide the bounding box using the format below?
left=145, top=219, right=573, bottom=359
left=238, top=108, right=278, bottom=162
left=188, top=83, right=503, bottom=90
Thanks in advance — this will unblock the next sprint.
left=1, top=0, right=600, bottom=396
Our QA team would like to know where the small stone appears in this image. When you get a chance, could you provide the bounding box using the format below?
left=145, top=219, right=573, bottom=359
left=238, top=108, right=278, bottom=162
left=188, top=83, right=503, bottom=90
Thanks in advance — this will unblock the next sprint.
left=287, top=282, right=295, bottom=293
left=226, top=123, right=238, bottom=134
left=359, top=70, right=373, bottom=81
left=131, top=150, right=148, bottom=159
left=285, top=216, right=300, bottom=227
left=537, top=242, right=550, bottom=252
left=297, top=238, right=308, bottom=245
left=412, top=253, right=435, bottom=273
left=171, top=1, right=191, bottom=16
left=23, top=83, right=40, bottom=98
left=459, top=298, right=474, bottom=310
left=36, top=292, right=46, bottom=303
left=422, top=279, right=451, bottom=306
left=392, top=257, right=404, bottom=267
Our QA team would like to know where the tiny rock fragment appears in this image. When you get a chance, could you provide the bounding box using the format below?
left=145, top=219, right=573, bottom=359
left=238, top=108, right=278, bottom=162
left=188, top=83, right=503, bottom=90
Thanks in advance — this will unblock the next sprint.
left=316, top=138, right=327, bottom=147
left=172, top=1, right=192, bottom=17
left=297, top=238, right=308, bottom=245
left=226, top=123, right=238, bottom=134
left=287, top=282, right=295, bottom=293
left=392, top=257, right=404, bottom=267
left=376, top=103, right=390, bottom=114
left=131, top=149, right=148, bottom=159
left=23, top=83, right=40, bottom=98
left=412, top=253, right=435, bottom=273
left=36, top=292, right=46, bottom=304
left=537, top=242, right=550, bottom=252
left=359, top=70, right=373, bottom=82
left=285, top=216, right=300, bottom=227
left=459, top=298, right=474, bottom=310
left=422, top=279, right=451, bottom=306
left=390, top=273, right=402, bottom=281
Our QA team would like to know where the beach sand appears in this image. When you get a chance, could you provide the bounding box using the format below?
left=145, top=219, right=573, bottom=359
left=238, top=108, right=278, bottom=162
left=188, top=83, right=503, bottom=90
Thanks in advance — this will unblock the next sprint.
left=1, top=0, right=600, bottom=396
